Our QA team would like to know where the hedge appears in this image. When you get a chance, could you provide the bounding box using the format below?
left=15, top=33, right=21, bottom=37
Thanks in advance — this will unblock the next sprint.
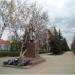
left=72, top=49, right=75, bottom=54
left=39, top=49, right=50, bottom=54
left=0, top=51, right=19, bottom=57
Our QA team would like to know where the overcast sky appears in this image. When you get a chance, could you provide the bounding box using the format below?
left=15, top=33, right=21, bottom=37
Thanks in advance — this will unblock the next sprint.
left=1, top=0, right=75, bottom=47
left=32, top=0, right=75, bottom=47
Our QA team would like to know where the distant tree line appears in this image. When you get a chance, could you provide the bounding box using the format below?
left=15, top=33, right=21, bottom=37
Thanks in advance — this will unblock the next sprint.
left=71, top=35, right=75, bottom=54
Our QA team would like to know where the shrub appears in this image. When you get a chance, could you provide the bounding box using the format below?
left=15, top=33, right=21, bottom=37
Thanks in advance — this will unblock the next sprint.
left=71, top=49, right=75, bottom=54
left=39, top=49, right=50, bottom=54
left=0, top=51, right=19, bottom=57
left=10, top=41, right=22, bottom=51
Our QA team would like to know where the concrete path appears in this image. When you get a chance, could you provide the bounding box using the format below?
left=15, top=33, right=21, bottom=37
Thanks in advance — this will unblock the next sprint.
left=0, top=51, right=75, bottom=74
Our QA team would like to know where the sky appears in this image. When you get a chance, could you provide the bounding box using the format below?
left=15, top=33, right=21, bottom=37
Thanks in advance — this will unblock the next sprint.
left=33, top=0, right=75, bottom=47
left=1, top=0, right=75, bottom=47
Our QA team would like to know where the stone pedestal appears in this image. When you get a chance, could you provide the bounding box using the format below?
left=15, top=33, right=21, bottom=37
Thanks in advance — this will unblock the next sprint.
left=26, top=41, right=38, bottom=57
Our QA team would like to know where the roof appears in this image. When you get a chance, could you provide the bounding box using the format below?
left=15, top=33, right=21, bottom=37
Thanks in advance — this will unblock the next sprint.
left=0, top=39, right=10, bottom=44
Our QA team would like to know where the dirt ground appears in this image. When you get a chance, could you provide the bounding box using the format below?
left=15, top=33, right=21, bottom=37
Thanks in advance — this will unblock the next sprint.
left=0, top=51, right=75, bottom=74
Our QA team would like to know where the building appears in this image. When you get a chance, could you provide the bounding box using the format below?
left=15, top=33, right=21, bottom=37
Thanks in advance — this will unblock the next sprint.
left=0, top=39, right=10, bottom=50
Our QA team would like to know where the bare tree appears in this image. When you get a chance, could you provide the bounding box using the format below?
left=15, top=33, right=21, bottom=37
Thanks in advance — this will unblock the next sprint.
left=0, top=0, right=50, bottom=53
left=0, top=0, right=9, bottom=36
left=26, top=3, right=49, bottom=49
left=0, top=0, right=30, bottom=41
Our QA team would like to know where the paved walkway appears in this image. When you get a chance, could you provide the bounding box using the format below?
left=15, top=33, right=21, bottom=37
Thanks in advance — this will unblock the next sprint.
left=0, top=51, right=75, bottom=74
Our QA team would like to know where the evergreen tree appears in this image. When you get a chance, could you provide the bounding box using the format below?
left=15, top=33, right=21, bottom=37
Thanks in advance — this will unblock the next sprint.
left=54, top=26, right=58, bottom=38
left=62, top=38, right=70, bottom=51
left=49, top=28, right=70, bottom=55
left=58, top=29, right=63, bottom=39
left=58, top=30, right=70, bottom=51
left=50, top=27, right=63, bottom=54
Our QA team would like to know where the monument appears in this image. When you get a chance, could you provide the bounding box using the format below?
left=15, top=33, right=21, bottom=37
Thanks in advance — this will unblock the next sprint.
left=25, top=24, right=38, bottom=57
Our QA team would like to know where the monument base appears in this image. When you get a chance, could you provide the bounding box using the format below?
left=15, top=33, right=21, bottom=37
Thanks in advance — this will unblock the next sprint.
left=3, top=56, right=45, bottom=69
left=26, top=41, right=38, bottom=57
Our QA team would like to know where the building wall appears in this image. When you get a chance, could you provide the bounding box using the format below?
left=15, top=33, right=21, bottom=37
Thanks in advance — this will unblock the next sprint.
left=0, top=44, right=10, bottom=50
